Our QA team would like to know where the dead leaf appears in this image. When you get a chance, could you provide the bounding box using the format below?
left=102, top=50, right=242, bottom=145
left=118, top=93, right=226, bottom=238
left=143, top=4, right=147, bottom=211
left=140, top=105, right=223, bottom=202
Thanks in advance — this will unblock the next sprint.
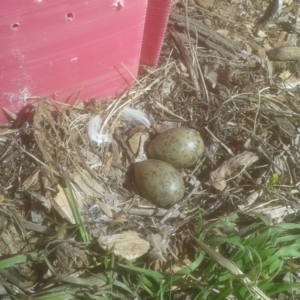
left=238, top=190, right=262, bottom=210
left=110, top=139, right=123, bottom=184
left=147, top=233, right=170, bottom=262
left=128, top=131, right=143, bottom=155
left=26, top=191, right=52, bottom=212
left=217, top=29, right=230, bottom=38
left=52, top=185, right=75, bottom=224
left=195, top=0, right=214, bottom=9
left=104, top=152, right=113, bottom=177
left=98, top=202, right=113, bottom=219
left=33, top=99, right=58, bottom=165
left=257, top=30, right=267, bottom=38
left=154, top=121, right=181, bottom=134
left=210, top=151, right=259, bottom=191
left=134, top=132, right=149, bottom=162
left=204, top=66, right=218, bottom=89
left=72, top=172, right=105, bottom=198
left=245, top=43, right=252, bottom=53
left=161, top=77, right=176, bottom=96
left=256, top=47, right=266, bottom=60
left=279, top=70, right=291, bottom=80
left=104, top=192, right=120, bottom=206
left=164, top=258, right=193, bottom=290
left=114, top=213, right=128, bottom=223
left=204, top=18, right=211, bottom=27
left=273, top=154, right=288, bottom=175
left=98, top=231, right=150, bottom=260
left=21, top=168, right=41, bottom=190
left=83, top=149, right=102, bottom=165
left=272, top=41, right=292, bottom=48
left=127, top=125, right=147, bottom=155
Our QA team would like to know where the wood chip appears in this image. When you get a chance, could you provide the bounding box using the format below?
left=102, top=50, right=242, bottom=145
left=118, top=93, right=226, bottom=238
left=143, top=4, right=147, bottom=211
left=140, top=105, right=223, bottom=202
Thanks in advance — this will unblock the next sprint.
left=195, top=0, right=214, bottom=9
left=210, top=151, right=259, bottom=191
left=53, top=185, right=75, bottom=224
left=98, top=231, right=150, bottom=260
left=268, top=47, right=300, bottom=61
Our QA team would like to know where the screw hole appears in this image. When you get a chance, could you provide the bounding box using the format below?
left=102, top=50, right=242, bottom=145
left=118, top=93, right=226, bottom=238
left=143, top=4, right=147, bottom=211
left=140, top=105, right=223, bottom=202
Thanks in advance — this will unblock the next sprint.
left=11, top=23, right=20, bottom=30
left=71, top=57, right=78, bottom=63
left=113, top=1, right=124, bottom=10
left=66, top=12, right=74, bottom=21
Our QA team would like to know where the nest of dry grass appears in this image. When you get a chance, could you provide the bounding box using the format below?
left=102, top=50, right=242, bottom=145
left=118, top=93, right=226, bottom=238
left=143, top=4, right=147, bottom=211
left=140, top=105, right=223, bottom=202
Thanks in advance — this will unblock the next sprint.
left=1, top=0, right=300, bottom=298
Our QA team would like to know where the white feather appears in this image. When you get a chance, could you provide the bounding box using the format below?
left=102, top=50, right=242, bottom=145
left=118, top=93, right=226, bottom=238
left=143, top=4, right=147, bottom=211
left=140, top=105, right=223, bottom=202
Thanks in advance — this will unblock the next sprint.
left=88, top=115, right=112, bottom=146
left=122, top=107, right=150, bottom=128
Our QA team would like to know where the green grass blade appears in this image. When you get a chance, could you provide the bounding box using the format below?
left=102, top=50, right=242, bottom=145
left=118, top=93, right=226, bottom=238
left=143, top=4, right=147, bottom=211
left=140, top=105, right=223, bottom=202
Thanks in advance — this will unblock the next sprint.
left=118, top=263, right=163, bottom=283
left=64, top=180, right=89, bottom=243
left=0, top=254, right=28, bottom=269
left=32, top=291, right=75, bottom=300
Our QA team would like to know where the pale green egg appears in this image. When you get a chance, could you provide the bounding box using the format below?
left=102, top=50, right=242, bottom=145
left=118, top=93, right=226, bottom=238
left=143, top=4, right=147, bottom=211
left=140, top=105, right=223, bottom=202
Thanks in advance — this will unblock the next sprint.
left=148, top=127, right=204, bottom=168
left=134, top=159, right=185, bottom=207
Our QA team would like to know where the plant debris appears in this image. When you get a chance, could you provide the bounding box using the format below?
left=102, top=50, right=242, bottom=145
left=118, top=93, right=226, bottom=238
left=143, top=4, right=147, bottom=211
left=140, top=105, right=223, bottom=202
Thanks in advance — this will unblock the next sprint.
left=210, top=151, right=259, bottom=191
left=98, top=231, right=150, bottom=260
left=1, top=0, right=300, bottom=299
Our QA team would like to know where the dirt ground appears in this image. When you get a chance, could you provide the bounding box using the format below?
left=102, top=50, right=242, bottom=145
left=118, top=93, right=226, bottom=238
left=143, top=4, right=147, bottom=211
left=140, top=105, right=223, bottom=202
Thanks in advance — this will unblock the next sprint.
left=1, top=0, right=300, bottom=298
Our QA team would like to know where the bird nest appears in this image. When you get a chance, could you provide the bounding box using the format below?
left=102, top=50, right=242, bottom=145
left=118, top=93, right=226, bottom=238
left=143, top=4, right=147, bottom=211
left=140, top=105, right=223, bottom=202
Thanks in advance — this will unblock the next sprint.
left=1, top=1, right=300, bottom=298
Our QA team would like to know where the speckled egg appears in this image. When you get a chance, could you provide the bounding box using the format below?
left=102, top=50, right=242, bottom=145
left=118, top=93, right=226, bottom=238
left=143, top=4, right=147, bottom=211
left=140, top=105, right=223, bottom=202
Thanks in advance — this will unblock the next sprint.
left=133, top=159, right=185, bottom=208
left=147, top=127, right=204, bottom=169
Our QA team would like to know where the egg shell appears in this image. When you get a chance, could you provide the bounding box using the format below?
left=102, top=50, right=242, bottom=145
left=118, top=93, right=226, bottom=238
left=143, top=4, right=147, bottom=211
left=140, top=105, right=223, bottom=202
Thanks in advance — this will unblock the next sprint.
left=133, top=159, right=185, bottom=207
left=147, top=127, right=204, bottom=168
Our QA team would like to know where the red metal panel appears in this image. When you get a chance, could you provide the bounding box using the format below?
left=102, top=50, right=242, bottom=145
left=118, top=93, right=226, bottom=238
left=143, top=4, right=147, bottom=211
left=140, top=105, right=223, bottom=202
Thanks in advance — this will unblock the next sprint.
left=0, top=0, right=147, bottom=121
left=140, top=0, right=172, bottom=67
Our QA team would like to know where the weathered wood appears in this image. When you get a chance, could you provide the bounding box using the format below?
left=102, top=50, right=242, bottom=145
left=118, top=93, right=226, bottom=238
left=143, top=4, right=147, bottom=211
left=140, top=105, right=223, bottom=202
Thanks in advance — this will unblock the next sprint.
left=268, top=47, right=300, bottom=61
left=169, top=13, right=242, bottom=59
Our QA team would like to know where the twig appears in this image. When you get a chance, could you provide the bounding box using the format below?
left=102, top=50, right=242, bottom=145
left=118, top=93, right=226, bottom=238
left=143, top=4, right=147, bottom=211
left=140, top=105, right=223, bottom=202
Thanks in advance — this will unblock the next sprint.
left=205, top=126, right=234, bottom=156
left=170, top=28, right=202, bottom=101
left=253, top=87, right=269, bottom=135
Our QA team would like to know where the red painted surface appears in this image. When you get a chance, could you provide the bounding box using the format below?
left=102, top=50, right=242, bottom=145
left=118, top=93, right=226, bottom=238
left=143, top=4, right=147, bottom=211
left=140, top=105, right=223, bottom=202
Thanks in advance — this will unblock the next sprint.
left=140, top=0, right=172, bottom=66
left=0, top=0, right=171, bottom=122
